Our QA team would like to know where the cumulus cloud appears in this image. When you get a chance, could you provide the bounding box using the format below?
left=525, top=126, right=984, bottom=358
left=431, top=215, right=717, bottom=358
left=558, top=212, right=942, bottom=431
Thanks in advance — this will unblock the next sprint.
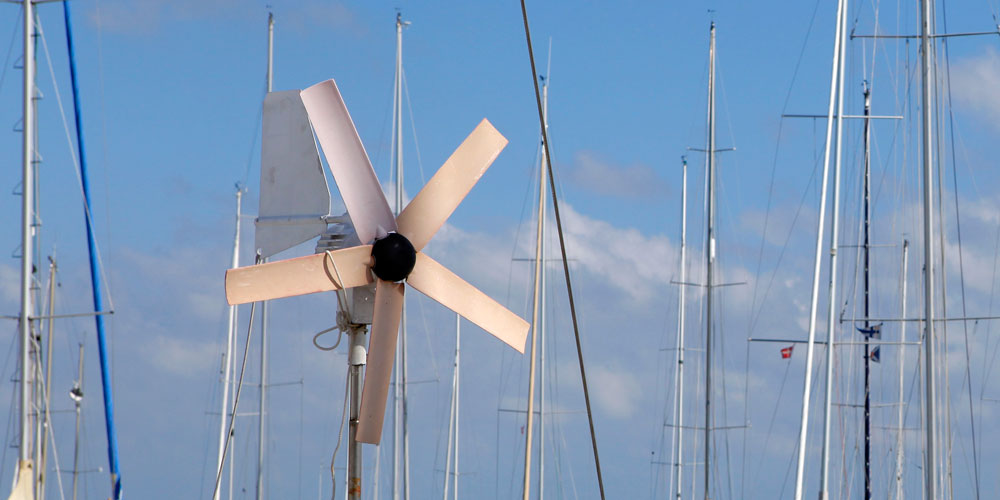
left=563, top=151, right=670, bottom=199
left=590, top=365, right=641, bottom=419
left=951, top=47, right=1000, bottom=128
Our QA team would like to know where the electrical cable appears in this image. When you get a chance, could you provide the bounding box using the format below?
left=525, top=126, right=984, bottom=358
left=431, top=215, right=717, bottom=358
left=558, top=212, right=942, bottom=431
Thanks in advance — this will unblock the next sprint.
left=518, top=2, right=605, bottom=498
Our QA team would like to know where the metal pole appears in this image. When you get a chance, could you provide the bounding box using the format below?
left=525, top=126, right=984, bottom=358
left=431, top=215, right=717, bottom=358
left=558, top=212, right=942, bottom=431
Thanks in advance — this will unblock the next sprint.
left=267, top=13, right=273, bottom=93
left=39, top=254, right=58, bottom=500
left=703, top=22, right=716, bottom=500
left=392, top=13, right=410, bottom=500
left=792, top=0, right=846, bottom=497
left=522, top=71, right=548, bottom=500
left=454, top=321, right=460, bottom=500
left=72, top=343, right=84, bottom=500
left=348, top=326, right=367, bottom=500
left=673, top=156, right=688, bottom=500
left=443, top=316, right=460, bottom=500
left=896, top=240, right=909, bottom=500
left=819, top=15, right=847, bottom=497
left=216, top=188, right=242, bottom=500
left=918, top=0, right=938, bottom=496
left=19, top=0, right=35, bottom=471
left=861, top=84, right=873, bottom=500
left=538, top=70, right=548, bottom=500
left=62, top=2, right=122, bottom=494
left=257, top=14, right=274, bottom=500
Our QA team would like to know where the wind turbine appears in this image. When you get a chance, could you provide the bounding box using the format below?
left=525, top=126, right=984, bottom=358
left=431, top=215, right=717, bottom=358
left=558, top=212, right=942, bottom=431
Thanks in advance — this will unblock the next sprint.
left=225, top=79, right=529, bottom=444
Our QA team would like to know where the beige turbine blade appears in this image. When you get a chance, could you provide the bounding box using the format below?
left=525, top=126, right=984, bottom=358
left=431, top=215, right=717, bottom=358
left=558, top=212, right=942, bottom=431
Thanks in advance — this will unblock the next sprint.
left=356, top=280, right=404, bottom=444
left=407, top=253, right=528, bottom=353
left=301, top=80, right=397, bottom=244
left=225, top=245, right=373, bottom=305
left=396, top=119, right=508, bottom=251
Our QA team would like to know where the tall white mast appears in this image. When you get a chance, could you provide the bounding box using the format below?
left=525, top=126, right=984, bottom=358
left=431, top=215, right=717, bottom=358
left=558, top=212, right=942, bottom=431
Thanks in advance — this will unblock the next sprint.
left=671, top=155, right=688, bottom=500
left=792, top=0, right=846, bottom=497
left=391, top=12, right=410, bottom=500
left=521, top=68, right=549, bottom=500
left=18, top=0, right=37, bottom=488
left=702, top=22, right=716, bottom=500
left=818, top=9, right=847, bottom=498
left=537, top=46, right=550, bottom=500
left=256, top=13, right=274, bottom=500
left=442, top=315, right=460, bottom=500
left=216, top=187, right=242, bottom=500
left=895, top=240, right=909, bottom=500
left=918, top=0, right=938, bottom=496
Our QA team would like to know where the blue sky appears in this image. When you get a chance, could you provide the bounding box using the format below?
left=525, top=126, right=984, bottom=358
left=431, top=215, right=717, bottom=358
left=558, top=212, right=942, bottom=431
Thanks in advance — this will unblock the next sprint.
left=1, top=0, right=1000, bottom=499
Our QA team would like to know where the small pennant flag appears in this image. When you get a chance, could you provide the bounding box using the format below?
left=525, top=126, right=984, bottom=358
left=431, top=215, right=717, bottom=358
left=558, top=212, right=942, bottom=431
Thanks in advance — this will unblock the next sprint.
left=781, top=345, right=794, bottom=359
left=856, top=324, right=882, bottom=338
left=870, top=346, right=881, bottom=363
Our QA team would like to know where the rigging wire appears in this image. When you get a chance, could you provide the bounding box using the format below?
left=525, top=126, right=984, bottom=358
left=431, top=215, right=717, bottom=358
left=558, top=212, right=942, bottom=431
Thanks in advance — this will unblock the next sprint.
left=938, top=1, right=981, bottom=496
left=213, top=272, right=260, bottom=499
left=518, top=2, right=606, bottom=498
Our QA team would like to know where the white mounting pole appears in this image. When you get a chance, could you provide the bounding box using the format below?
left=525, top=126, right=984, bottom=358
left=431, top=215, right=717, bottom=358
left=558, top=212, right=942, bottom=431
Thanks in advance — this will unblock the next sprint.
left=792, top=0, right=846, bottom=497
left=216, top=188, right=242, bottom=500
left=918, top=0, right=938, bottom=496
left=671, top=155, right=688, bottom=500
left=257, top=14, right=274, bottom=500
left=895, top=240, right=909, bottom=500
left=347, top=326, right=367, bottom=500
left=818, top=8, right=847, bottom=497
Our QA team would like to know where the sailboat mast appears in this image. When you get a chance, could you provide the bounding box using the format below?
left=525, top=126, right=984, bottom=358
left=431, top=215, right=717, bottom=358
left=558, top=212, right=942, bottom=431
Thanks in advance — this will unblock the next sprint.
left=861, top=83, right=873, bottom=500
left=392, top=13, right=411, bottom=500
left=792, top=0, right=846, bottom=497
left=538, top=67, right=549, bottom=500
left=521, top=71, right=549, bottom=500
left=672, top=155, right=688, bottom=500
left=442, top=315, right=460, bottom=500
left=216, top=187, right=242, bottom=500
left=818, top=13, right=847, bottom=496
left=703, top=22, right=716, bottom=500
left=918, top=0, right=938, bottom=495
left=895, top=239, right=909, bottom=500
left=257, top=13, right=274, bottom=500
left=71, top=343, right=84, bottom=500
left=18, top=0, right=36, bottom=472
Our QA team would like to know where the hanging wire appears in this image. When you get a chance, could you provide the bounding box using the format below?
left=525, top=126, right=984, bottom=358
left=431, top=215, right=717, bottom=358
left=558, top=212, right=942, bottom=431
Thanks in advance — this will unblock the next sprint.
left=518, top=2, right=605, bottom=498
left=213, top=260, right=261, bottom=498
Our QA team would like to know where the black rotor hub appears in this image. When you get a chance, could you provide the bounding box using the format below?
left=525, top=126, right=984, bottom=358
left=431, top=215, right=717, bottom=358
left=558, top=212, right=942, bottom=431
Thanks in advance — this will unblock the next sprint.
left=371, top=232, right=417, bottom=282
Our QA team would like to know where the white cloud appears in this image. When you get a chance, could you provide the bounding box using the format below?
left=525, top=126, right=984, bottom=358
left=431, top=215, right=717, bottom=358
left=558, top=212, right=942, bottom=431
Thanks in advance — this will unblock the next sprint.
left=951, top=47, right=1000, bottom=128
left=564, top=151, right=670, bottom=199
left=144, top=334, right=218, bottom=379
left=590, top=365, right=641, bottom=419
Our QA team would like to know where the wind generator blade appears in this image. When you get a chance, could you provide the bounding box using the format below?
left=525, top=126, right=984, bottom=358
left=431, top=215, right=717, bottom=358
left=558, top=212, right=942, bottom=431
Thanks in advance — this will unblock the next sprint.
left=300, top=79, right=396, bottom=244
left=407, top=252, right=528, bottom=353
left=357, top=279, right=404, bottom=444
left=396, top=119, right=507, bottom=251
left=257, top=90, right=333, bottom=259
left=225, top=245, right=373, bottom=305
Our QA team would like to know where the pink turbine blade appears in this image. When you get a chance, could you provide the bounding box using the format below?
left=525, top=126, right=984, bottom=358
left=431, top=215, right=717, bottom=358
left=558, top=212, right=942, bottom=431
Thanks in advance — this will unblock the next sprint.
left=356, top=280, right=404, bottom=444
left=225, top=245, right=372, bottom=305
left=407, top=252, right=528, bottom=353
left=301, top=79, right=396, bottom=244
left=396, top=119, right=507, bottom=251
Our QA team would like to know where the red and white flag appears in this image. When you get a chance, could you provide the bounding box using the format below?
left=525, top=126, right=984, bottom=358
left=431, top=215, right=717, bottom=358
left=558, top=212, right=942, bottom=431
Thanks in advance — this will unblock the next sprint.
left=781, top=345, right=794, bottom=359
